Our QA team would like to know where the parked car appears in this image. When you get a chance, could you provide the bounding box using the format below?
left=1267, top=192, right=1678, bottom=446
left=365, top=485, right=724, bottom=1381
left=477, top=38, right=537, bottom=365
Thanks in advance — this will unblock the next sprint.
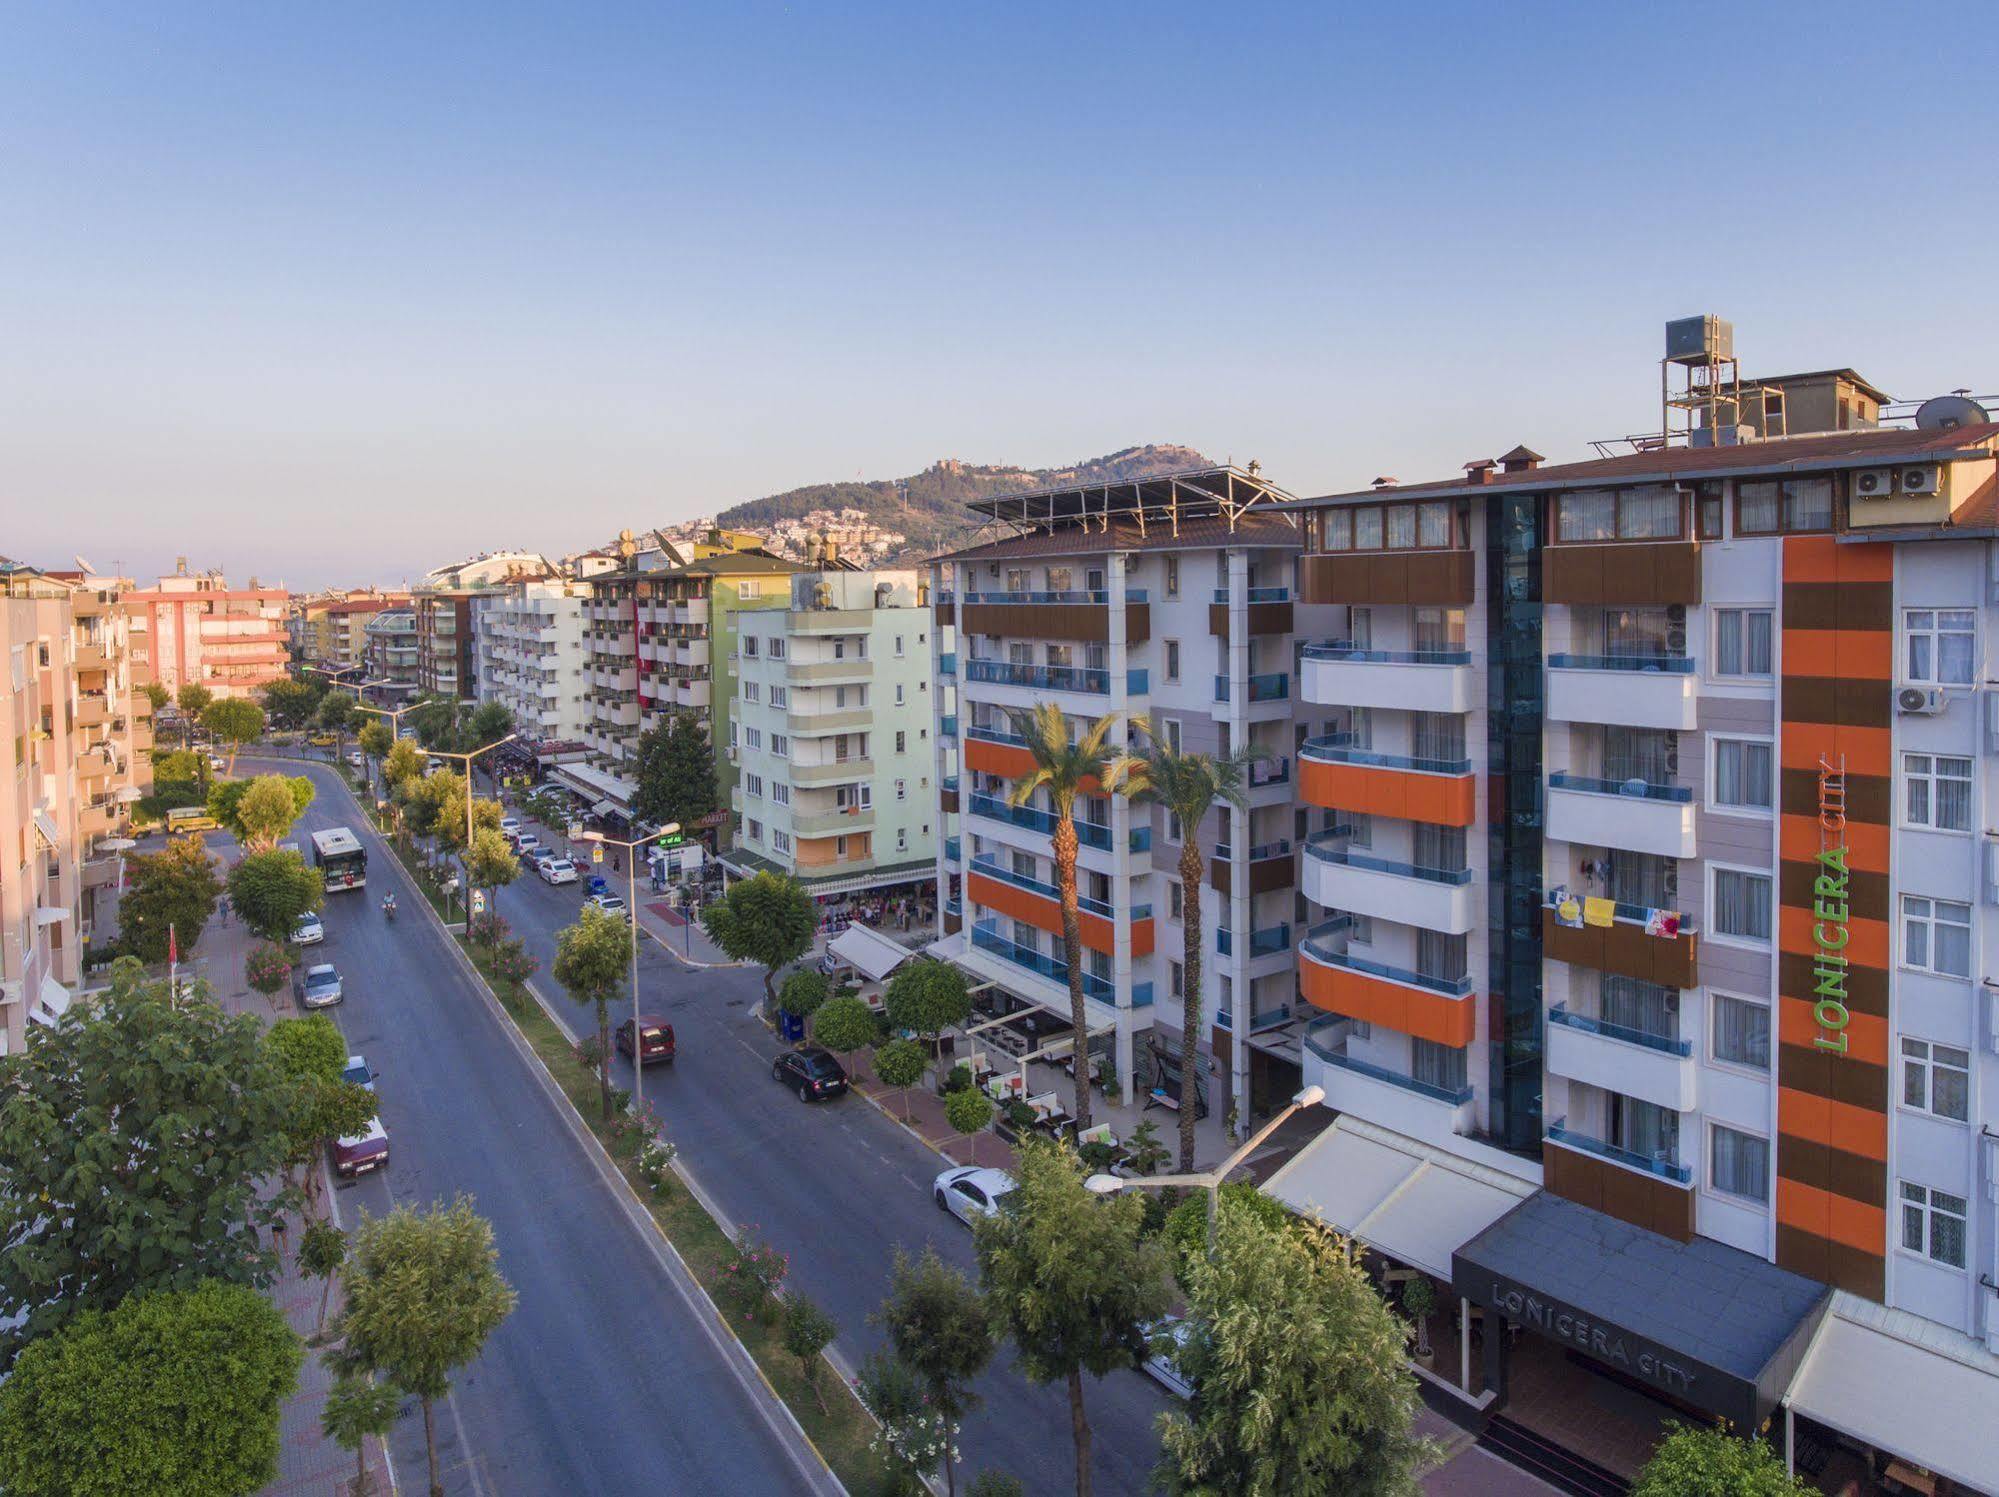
left=615, top=1016, right=676, bottom=1066
left=342, top=1053, right=376, bottom=1090
left=293, top=962, right=344, bottom=1009
left=1142, top=1316, right=1197, bottom=1400
left=292, top=911, right=325, bottom=945
left=933, top=1166, right=1017, bottom=1227
left=308, top=734, right=337, bottom=748
left=772, top=1046, right=848, bottom=1102
left=331, top=1117, right=389, bottom=1178
left=536, top=857, right=578, bottom=885
left=514, top=832, right=541, bottom=855
left=426, top=757, right=445, bottom=774
left=208, top=753, right=226, bottom=771
left=499, top=816, right=522, bottom=835
left=346, top=750, right=365, bottom=767
left=587, top=892, right=626, bottom=915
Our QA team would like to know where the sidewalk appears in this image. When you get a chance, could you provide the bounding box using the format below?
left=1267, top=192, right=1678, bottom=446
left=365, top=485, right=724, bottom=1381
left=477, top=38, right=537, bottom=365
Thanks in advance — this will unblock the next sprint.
left=198, top=907, right=396, bottom=1496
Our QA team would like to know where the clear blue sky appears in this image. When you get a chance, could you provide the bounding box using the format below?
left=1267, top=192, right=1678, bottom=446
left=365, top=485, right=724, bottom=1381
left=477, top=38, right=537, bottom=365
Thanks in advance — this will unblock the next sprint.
left=5, top=3, right=1994, bottom=589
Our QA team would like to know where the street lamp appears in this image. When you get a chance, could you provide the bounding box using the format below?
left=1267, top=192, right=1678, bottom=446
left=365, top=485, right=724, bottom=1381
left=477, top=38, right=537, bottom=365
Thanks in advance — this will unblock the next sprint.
left=424, top=735, right=518, bottom=922
left=575, top=820, right=681, bottom=1112
left=1086, top=1084, right=1325, bottom=1256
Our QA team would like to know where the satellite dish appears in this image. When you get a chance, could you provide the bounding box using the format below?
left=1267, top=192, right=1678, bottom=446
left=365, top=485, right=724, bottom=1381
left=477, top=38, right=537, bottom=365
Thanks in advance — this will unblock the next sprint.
left=1915, top=394, right=1990, bottom=432
left=73, top=554, right=98, bottom=575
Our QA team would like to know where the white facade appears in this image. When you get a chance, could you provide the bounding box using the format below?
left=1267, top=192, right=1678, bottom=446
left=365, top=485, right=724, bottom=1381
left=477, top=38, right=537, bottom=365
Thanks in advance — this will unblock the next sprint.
left=474, top=578, right=591, bottom=740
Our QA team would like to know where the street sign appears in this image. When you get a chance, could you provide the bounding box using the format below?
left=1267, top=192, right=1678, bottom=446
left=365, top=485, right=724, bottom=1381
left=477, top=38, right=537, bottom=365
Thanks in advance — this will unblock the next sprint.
left=591, top=845, right=604, bottom=864
left=471, top=890, right=487, bottom=915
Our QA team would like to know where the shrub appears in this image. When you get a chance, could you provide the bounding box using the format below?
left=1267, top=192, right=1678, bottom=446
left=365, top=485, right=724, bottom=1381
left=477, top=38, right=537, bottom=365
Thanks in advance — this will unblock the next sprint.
left=1078, top=1140, right=1120, bottom=1172
left=245, top=942, right=293, bottom=999
left=1005, top=1100, right=1037, bottom=1130
left=487, top=937, right=538, bottom=986
left=467, top=911, right=512, bottom=948
left=968, top=1474, right=1026, bottom=1497
left=635, top=1140, right=678, bottom=1199
left=716, top=1227, right=789, bottom=1323
left=1125, top=1119, right=1170, bottom=1176
left=942, top=1062, right=973, bottom=1094
left=944, top=1086, right=994, bottom=1137
left=1165, top=1182, right=1292, bottom=1275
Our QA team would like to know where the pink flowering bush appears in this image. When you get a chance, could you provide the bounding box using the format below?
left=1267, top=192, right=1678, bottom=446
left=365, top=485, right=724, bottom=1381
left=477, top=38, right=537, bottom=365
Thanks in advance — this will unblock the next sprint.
left=717, top=1226, right=790, bottom=1322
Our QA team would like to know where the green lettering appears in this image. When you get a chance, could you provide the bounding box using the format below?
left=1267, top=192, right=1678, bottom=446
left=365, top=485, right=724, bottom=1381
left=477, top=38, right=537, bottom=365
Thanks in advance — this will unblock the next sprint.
left=1817, top=846, right=1849, bottom=877
left=1814, top=922, right=1849, bottom=950
left=1813, top=965, right=1847, bottom=1000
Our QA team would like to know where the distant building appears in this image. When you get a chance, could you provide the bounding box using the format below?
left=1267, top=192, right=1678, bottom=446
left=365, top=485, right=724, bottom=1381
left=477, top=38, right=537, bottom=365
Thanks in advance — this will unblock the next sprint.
left=123, top=563, right=289, bottom=699
left=363, top=607, right=420, bottom=701
left=473, top=576, right=593, bottom=741
left=413, top=551, right=555, bottom=701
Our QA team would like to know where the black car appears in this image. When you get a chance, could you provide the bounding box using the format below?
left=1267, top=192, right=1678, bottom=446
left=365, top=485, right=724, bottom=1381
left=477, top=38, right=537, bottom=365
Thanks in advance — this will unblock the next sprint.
left=772, top=1047, right=849, bottom=1102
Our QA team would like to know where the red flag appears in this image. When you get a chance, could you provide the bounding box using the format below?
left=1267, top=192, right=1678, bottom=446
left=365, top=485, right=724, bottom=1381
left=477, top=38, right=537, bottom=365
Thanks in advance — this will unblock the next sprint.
left=168, top=924, right=178, bottom=965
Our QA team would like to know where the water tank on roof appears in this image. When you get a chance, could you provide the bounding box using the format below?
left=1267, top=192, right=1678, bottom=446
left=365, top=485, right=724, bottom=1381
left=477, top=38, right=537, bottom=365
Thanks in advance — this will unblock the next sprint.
left=1666, top=315, right=1734, bottom=366
left=1915, top=394, right=1990, bottom=432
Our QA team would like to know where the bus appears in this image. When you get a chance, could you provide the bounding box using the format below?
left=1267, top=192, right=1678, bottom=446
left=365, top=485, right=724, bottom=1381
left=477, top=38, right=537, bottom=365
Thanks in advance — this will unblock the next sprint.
left=310, top=827, right=368, bottom=892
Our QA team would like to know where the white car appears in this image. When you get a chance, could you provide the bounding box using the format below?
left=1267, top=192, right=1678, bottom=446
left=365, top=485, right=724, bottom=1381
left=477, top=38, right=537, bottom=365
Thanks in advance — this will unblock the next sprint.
left=537, top=857, right=578, bottom=885
left=1142, top=1316, right=1197, bottom=1400
left=514, top=832, right=540, bottom=855
left=346, top=751, right=364, bottom=767
left=933, top=1166, right=1016, bottom=1228
left=292, top=912, right=325, bottom=946
left=499, top=816, right=522, bottom=835
left=587, top=892, right=627, bottom=915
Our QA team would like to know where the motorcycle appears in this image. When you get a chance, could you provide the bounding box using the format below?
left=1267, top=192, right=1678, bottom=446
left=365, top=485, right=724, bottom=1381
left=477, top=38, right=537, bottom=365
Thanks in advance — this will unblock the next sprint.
left=382, top=895, right=397, bottom=922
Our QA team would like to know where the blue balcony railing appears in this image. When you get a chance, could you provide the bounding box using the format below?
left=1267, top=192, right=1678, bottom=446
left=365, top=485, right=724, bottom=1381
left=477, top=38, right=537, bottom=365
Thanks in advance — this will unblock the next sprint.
left=963, top=660, right=1145, bottom=695
left=966, top=723, right=1028, bottom=747
left=942, top=774, right=960, bottom=793
left=1219, top=1004, right=1294, bottom=1034
left=1302, top=835, right=1472, bottom=885
left=944, top=897, right=962, bottom=917
left=1218, top=923, right=1291, bottom=957
left=1303, top=641, right=1473, bottom=666
left=1215, top=838, right=1292, bottom=865
left=969, top=853, right=1150, bottom=921
left=938, top=653, right=957, bottom=676
left=1213, top=672, right=1290, bottom=703
left=940, top=714, right=959, bottom=737
left=1297, top=929, right=1474, bottom=997
left=1131, top=982, right=1155, bottom=1008
left=967, top=793, right=1106, bottom=850
left=944, top=836, right=961, bottom=863
left=960, top=588, right=1149, bottom=605
left=1129, top=824, right=1152, bottom=852
left=972, top=922, right=1114, bottom=1001
left=1303, top=1020, right=1474, bottom=1105
left=1546, top=653, right=1694, bottom=674
left=1300, top=733, right=1471, bottom=777
left=1210, top=586, right=1292, bottom=604
left=1546, top=1119, right=1691, bottom=1183
left=1547, top=1004, right=1692, bottom=1057
left=1547, top=771, right=1691, bottom=803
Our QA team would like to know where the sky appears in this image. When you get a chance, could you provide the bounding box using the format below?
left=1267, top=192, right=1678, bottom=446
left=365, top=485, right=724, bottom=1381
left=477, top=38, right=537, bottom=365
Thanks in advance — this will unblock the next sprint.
left=4, top=3, right=1996, bottom=590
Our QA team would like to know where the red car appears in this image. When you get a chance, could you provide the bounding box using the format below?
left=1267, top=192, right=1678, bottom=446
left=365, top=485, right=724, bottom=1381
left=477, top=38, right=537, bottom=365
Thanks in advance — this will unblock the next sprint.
left=616, top=1016, right=676, bottom=1066
left=332, top=1117, right=389, bottom=1178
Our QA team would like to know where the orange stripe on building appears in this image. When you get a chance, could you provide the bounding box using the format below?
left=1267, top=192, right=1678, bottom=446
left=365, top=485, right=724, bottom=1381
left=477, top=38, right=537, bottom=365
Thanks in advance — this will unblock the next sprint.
left=1297, top=952, right=1475, bottom=1047
left=963, top=736, right=1103, bottom=793
left=1782, top=534, right=1894, bottom=583
left=1779, top=814, right=1889, bottom=873
left=1780, top=628, right=1894, bottom=680
left=965, top=870, right=1150, bottom=958
left=1776, top=1086, right=1888, bottom=1160
left=1777, top=1178, right=1887, bottom=1256
left=1778, top=729, right=1891, bottom=778
left=1779, top=907, right=1888, bottom=967
left=1778, top=995, right=1888, bottom=1065
left=1299, top=758, right=1476, bottom=827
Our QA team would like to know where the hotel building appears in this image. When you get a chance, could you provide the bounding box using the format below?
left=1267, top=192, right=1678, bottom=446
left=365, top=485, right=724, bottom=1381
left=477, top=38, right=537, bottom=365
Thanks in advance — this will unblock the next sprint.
left=123, top=566, right=290, bottom=699
left=362, top=607, right=420, bottom=701
left=472, top=577, right=592, bottom=742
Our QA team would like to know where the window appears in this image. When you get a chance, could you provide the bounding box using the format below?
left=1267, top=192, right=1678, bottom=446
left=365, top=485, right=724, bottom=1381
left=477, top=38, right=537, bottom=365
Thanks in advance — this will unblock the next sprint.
left=1169, top=960, right=1184, bottom=998
left=1711, top=867, right=1773, bottom=945
left=1709, top=1126, right=1769, bottom=1204
left=744, top=773, right=763, bottom=797
left=743, top=681, right=760, bottom=703
left=895, top=778, right=907, bottom=802
left=894, top=730, right=906, bottom=754
left=1713, top=608, right=1773, bottom=678
left=771, top=734, right=788, bottom=757
left=896, top=828, right=907, bottom=851
left=1901, top=1038, right=1970, bottom=1122
left=772, top=829, right=791, bottom=854
left=1900, top=1182, right=1968, bottom=1269
left=894, top=634, right=905, bottom=657
left=1164, top=557, right=1179, bottom=597
left=1905, top=609, right=1975, bottom=686
left=1411, top=1040, right=1467, bottom=1094
left=1169, top=881, right=1184, bottom=920
left=770, top=685, right=788, bottom=708
left=1554, top=486, right=1683, bottom=542
left=746, top=818, right=763, bottom=841
left=768, top=638, right=785, bottom=659
left=1904, top=753, right=1973, bottom=832
left=739, top=581, right=760, bottom=599
left=743, top=636, right=758, bottom=657
left=1903, top=895, right=1971, bottom=978
left=894, top=683, right=905, bottom=705
left=1167, top=812, right=1183, bottom=843
left=1164, top=640, right=1180, bottom=682
left=1316, top=500, right=1465, bottom=552
left=1736, top=477, right=1832, bottom=535
left=1347, top=914, right=1373, bottom=945
left=1712, top=737, right=1773, bottom=812
left=772, top=783, right=790, bottom=806
left=744, top=726, right=763, bottom=749
left=1163, top=718, right=1183, bottom=753
left=1711, top=993, right=1771, bottom=1070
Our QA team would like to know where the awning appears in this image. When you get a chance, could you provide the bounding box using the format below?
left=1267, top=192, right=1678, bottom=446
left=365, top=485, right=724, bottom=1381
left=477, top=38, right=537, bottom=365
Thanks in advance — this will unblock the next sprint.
left=1262, top=1116, right=1535, bottom=1280
left=32, top=811, right=61, bottom=851
left=825, top=924, right=915, bottom=983
left=34, top=905, right=68, bottom=927
left=591, top=799, right=616, bottom=816
left=1785, top=1293, right=1999, bottom=1491
left=34, top=974, right=72, bottom=1023
left=1454, top=1192, right=1829, bottom=1432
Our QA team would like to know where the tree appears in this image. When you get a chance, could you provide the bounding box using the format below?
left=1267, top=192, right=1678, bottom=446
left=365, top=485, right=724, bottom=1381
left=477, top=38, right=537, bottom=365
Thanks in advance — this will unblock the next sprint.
left=554, top=903, right=632, bottom=1121
left=265, top=1014, right=376, bottom=1217
left=1105, top=723, right=1257, bottom=1165
left=406, top=695, right=460, bottom=751
left=203, top=697, right=267, bottom=773
left=1004, top=704, right=1121, bottom=1131
left=883, top=957, right=972, bottom=1057
left=463, top=826, right=520, bottom=924
left=1163, top=1181, right=1291, bottom=1286
left=855, top=1349, right=954, bottom=1487
left=300, top=1220, right=348, bottom=1338
left=262, top=676, right=324, bottom=733
left=778, top=965, right=830, bottom=1024
left=631, top=713, right=720, bottom=829
left=1632, top=1423, right=1813, bottom=1497
left=944, top=1085, right=994, bottom=1139
left=142, top=680, right=171, bottom=714
left=462, top=701, right=513, bottom=758
left=116, top=834, right=222, bottom=961
left=315, top=690, right=356, bottom=767
left=228, top=847, right=325, bottom=944
left=383, top=737, right=424, bottom=790
left=267, top=1011, right=348, bottom=1080
left=974, top=1137, right=1172, bottom=1497
left=812, top=994, right=878, bottom=1082
left=700, top=870, right=816, bottom=1016
left=357, top=720, right=393, bottom=796
left=322, top=1373, right=400, bottom=1497
left=211, top=772, right=314, bottom=852
left=781, top=1295, right=839, bottom=1415
left=876, top=1246, right=995, bottom=1497
left=176, top=682, right=213, bottom=745
left=336, top=1196, right=516, bottom=1497
left=0, top=1279, right=301, bottom=1497
left=873, top=1038, right=927, bottom=1121
left=245, top=940, right=294, bottom=1008
left=1157, top=1196, right=1434, bottom=1497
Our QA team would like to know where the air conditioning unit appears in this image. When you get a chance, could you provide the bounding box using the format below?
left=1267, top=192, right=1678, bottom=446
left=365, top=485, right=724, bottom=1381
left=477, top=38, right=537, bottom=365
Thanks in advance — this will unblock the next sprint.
left=1852, top=468, right=1895, bottom=499
left=1899, top=687, right=1947, bottom=715
left=1901, top=466, right=1941, bottom=496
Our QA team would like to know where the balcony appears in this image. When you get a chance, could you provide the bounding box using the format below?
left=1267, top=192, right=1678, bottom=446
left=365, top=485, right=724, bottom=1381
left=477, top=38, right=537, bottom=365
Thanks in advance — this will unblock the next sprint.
left=962, top=660, right=1148, bottom=696
left=1217, top=922, right=1290, bottom=958
left=73, top=643, right=110, bottom=672
left=794, top=805, right=876, bottom=837
left=1212, top=672, right=1290, bottom=704
left=1209, top=840, right=1294, bottom=897
left=77, top=746, right=117, bottom=782
left=1300, top=550, right=1475, bottom=606
left=1543, top=542, right=1700, bottom=607
left=788, top=607, right=871, bottom=634
left=938, top=653, right=957, bottom=677
left=968, top=855, right=1153, bottom=957
left=1208, top=587, right=1295, bottom=641
left=1545, top=654, right=1697, bottom=731
left=1546, top=1005, right=1697, bottom=1112
left=959, top=590, right=1151, bottom=646
left=1297, top=924, right=1476, bottom=1045
left=789, top=658, right=873, bottom=685
left=966, top=793, right=1141, bottom=854
left=1300, top=641, right=1475, bottom=714
left=940, top=714, right=958, bottom=738
left=75, top=693, right=111, bottom=728
left=791, top=757, right=873, bottom=786
left=1247, top=755, right=1290, bottom=792
left=1540, top=902, right=1698, bottom=989
left=1303, top=1017, right=1475, bottom=1137
left=671, top=678, right=711, bottom=710
left=972, top=922, right=1117, bottom=1003
left=1217, top=1003, right=1295, bottom=1035
left=1300, top=834, right=1476, bottom=934
left=1299, top=734, right=1477, bottom=828
left=1545, top=773, right=1696, bottom=859
left=944, top=836, right=961, bottom=863
left=1545, top=1119, right=1691, bottom=1185
left=941, top=775, right=959, bottom=812
left=788, top=708, right=872, bottom=734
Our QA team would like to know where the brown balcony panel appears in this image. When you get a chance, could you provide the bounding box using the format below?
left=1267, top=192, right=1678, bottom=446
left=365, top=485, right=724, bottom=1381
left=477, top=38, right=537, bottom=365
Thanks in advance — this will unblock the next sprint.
left=959, top=601, right=1150, bottom=646
left=942, top=909, right=963, bottom=935
left=933, top=599, right=956, bottom=626
left=1210, top=854, right=1295, bottom=898
left=1541, top=908, right=1697, bottom=989
left=1545, top=1137, right=1693, bottom=1242
left=1543, top=542, right=1701, bottom=606
left=1300, top=551, right=1474, bottom=606
left=940, top=788, right=960, bottom=814
left=1207, top=600, right=1295, bottom=639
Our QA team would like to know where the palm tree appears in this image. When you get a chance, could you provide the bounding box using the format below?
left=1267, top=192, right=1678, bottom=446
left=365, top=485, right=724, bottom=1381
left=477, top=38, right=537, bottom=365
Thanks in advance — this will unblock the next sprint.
left=1105, top=723, right=1257, bottom=1172
left=1004, top=703, right=1121, bottom=1131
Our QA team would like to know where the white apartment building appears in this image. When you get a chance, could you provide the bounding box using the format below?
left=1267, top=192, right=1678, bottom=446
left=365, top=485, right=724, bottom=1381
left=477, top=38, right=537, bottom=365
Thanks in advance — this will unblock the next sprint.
left=724, top=568, right=936, bottom=894
left=474, top=578, right=592, bottom=741
left=928, top=468, right=1302, bottom=1116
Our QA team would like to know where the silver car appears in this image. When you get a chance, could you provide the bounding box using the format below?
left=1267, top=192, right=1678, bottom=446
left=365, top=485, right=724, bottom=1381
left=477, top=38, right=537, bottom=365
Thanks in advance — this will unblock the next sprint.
left=932, top=1166, right=1017, bottom=1228
left=1142, top=1316, right=1197, bottom=1400
left=294, top=962, right=344, bottom=1009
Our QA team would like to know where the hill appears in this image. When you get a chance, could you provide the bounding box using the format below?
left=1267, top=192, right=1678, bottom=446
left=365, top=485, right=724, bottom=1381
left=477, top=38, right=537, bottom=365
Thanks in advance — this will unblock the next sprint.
left=713, top=444, right=1211, bottom=560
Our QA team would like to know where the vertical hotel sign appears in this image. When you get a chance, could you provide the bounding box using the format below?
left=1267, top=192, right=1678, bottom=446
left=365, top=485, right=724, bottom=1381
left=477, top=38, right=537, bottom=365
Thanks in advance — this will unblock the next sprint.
left=1811, top=755, right=1851, bottom=1055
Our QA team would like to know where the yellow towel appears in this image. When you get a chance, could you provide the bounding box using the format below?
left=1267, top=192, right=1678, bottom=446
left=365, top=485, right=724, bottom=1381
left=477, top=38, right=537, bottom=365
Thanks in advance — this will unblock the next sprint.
left=1583, top=896, right=1616, bottom=928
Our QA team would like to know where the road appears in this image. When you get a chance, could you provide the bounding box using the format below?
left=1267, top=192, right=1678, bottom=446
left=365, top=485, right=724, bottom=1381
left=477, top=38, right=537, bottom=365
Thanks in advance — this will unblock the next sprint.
left=244, top=757, right=830, bottom=1496
left=477, top=791, right=1176, bottom=1493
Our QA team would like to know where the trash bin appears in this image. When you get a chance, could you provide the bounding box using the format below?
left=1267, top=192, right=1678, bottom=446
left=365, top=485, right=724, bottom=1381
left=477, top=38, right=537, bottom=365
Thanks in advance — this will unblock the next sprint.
left=779, top=1010, right=804, bottom=1044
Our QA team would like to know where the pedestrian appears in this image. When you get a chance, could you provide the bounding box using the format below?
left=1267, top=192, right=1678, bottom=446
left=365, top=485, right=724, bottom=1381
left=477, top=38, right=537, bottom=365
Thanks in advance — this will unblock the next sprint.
left=218, top=894, right=231, bottom=926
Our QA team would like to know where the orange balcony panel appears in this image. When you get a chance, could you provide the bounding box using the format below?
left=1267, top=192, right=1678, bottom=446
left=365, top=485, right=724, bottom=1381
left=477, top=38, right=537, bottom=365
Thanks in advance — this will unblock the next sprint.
left=963, top=736, right=1100, bottom=794
left=966, top=869, right=1149, bottom=958
left=1299, top=758, right=1476, bottom=828
left=1298, top=952, right=1475, bottom=1046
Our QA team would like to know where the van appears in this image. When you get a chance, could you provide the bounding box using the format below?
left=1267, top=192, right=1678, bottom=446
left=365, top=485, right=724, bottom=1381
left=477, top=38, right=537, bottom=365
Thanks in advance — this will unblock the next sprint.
left=165, top=806, right=219, bottom=834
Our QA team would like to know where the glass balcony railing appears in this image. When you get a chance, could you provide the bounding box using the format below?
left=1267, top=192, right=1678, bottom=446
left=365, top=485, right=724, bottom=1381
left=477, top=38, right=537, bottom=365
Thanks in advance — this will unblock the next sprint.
left=966, top=660, right=1112, bottom=693
left=1546, top=653, right=1695, bottom=674
left=1219, top=1004, right=1294, bottom=1034
left=1300, top=733, right=1471, bottom=776
left=938, top=653, right=957, bottom=676
left=1217, top=923, right=1291, bottom=957
left=944, top=836, right=961, bottom=862
left=960, top=588, right=1148, bottom=605
left=1215, top=838, right=1292, bottom=864
left=1546, top=771, right=1691, bottom=804
left=1302, top=834, right=1472, bottom=885
left=1546, top=1119, right=1691, bottom=1183
left=972, top=923, right=1114, bottom=1001
left=1213, top=672, right=1290, bottom=703
left=940, top=714, right=959, bottom=737
left=944, top=897, right=962, bottom=917
left=1297, top=929, right=1473, bottom=997
left=1130, top=982, right=1154, bottom=1008
left=1210, top=586, right=1292, bottom=604
left=966, top=723, right=1027, bottom=747
left=1248, top=755, right=1291, bottom=788
left=942, top=775, right=960, bottom=793
left=965, top=794, right=1144, bottom=854
left=1548, top=1004, right=1692, bottom=1057
left=1304, top=1019, right=1473, bottom=1105
left=1303, top=641, right=1473, bottom=666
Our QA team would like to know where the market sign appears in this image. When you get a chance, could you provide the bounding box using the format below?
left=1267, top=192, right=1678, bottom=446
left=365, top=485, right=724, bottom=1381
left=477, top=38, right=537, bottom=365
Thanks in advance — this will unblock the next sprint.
left=1811, top=754, right=1851, bottom=1056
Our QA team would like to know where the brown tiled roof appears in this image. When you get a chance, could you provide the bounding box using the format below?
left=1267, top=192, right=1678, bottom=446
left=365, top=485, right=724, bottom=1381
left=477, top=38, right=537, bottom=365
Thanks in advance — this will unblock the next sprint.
left=936, top=510, right=1301, bottom=565
left=1305, top=422, right=1999, bottom=507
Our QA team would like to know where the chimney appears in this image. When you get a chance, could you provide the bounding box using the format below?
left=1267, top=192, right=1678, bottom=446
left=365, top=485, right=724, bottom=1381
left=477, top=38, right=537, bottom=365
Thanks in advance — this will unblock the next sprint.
left=1463, top=459, right=1498, bottom=487
left=1498, top=445, right=1545, bottom=474
left=1371, top=476, right=1399, bottom=490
